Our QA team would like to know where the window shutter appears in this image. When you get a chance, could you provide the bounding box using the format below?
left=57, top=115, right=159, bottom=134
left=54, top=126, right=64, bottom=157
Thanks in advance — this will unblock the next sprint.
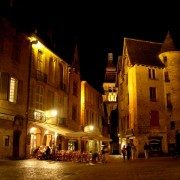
left=0, top=72, right=9, bottom=100
left=150, top=110, right=159, bottom=127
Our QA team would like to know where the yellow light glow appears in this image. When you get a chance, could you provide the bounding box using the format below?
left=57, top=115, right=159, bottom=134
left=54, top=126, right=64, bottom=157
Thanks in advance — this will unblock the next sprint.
left=55, top=132, right=58, bottom=138
left=30, top=127, right=36, bottom=134
left=89, top=125, right=94, bottom=131
left=45, top=109, right=57, bottom=118
left=32, top=41, right=42, bottom=49
left=29, top=36, right=37, bottom=43
left=51, top=109, right=57, bottom=117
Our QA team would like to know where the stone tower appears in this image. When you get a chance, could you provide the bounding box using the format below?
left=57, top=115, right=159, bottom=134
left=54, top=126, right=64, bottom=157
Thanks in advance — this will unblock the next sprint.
left=102, top=52, right=119, bottom=154
left=159, top=32, right=180, bottom=154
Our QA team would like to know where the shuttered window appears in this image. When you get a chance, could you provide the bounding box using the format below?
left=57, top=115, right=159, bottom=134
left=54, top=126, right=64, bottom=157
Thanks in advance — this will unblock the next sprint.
left=0, top=72, right=18, bottom=103
left=150, top=110, right=159, bottom=127
left=0, top=72, right=9, bottom=100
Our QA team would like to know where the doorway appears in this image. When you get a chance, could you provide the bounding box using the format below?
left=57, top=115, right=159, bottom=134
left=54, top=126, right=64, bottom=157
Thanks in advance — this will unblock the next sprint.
left=13, top=130, right=21, bottom=158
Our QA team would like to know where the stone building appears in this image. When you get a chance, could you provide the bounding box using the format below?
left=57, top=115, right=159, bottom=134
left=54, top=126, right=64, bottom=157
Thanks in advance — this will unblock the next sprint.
left=118, top=33, right=180, bottom=156
left=80, top=81, right=104, bottom=152
left=159, top=32, right=180, bottom=155
left=26, top=34, right=79, bottom=156
left=0, top=18, right=29, bottom=159
left=66, top=44, right=82, bottom=151
left=102, top=53, right=119, bottom=154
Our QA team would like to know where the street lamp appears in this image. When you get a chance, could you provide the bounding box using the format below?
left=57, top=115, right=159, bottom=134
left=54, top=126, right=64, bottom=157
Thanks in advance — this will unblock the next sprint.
left=45, top=109, right=58, bottom=119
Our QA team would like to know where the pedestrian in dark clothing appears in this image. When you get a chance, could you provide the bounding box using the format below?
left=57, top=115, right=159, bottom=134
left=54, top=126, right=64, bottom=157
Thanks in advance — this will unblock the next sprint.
left=144, top=143, right=150, bottom=159
left=45, top=146, right=51, bottom=159
left=121, top=145, right=126, bottom=160
left=126, top=143, right=131, bottom=160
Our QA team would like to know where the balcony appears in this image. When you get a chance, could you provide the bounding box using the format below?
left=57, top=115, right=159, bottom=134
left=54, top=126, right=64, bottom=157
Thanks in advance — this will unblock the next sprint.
left=35, top=70, right=47, bottom=83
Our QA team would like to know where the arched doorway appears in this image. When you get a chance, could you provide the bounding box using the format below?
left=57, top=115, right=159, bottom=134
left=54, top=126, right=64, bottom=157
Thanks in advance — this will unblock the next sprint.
left=13, top=130, right=21, bottom=158
left=29, top=127, right=41, bottom=155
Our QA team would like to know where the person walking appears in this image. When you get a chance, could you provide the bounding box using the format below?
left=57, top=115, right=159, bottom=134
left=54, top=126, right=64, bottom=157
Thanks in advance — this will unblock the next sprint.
left=131, top=144, right=137, bottom=160
left=126, top=143, right=131, bottom=160
left=144, top=142, right=149, bottom=159
left=121, top=145, right=126, bottom=160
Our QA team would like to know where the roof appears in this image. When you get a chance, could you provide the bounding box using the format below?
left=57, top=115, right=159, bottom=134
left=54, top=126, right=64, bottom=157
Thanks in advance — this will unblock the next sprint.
left=124, top=38, right=164, bottom=67
left=160, top=31, right=177, bottom=53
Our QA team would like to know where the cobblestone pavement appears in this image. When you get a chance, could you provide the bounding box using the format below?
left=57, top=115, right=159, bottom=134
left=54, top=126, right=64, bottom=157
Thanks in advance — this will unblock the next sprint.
left=0, top=155, right=180, bottom=180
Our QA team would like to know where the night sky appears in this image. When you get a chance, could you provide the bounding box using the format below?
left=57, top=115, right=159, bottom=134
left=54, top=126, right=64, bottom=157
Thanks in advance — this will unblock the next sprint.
left=1, top=0, right=179, bottom=92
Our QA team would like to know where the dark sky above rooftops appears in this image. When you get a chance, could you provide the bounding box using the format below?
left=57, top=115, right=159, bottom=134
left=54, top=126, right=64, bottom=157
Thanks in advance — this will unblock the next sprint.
left=1, top=0, right=179, bottom=92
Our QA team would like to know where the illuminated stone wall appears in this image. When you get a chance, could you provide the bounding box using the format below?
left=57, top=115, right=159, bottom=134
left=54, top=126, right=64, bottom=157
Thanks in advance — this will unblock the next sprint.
left=81, top=81, right=103, bottom=132
left=0, top=18, right=29, bottom=159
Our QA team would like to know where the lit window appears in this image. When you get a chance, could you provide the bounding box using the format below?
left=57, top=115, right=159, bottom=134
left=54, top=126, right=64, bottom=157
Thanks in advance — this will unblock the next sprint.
left=9, top=77, right=18, bottom=103
left=108, top=92, right=117, bottom=102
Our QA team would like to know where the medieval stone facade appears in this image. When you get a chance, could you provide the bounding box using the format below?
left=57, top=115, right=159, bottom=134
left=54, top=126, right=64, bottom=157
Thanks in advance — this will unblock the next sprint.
left=117, top=33, right=180, bottom=156
left=0, top=18, right=29, bottom=159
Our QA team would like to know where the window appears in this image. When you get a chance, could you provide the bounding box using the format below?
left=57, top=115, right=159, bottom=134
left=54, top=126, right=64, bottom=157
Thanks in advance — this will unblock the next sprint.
left=108, top=92, right=117, bottom=102
left=9, top=77, right=18, bottom=102
left=150, top=110, right=159, bottom=127
left=59, top=63, right=64, bottom=90
left=149, top=87, right=156, bottom=101
left=164, top=72, right=170, bottom=82
left=0, top=72, right=9, bottom=100
left=72, top=105, right=77, bottom=121
left=73, top=81, right=78, bottom=96
left=35, top=85, right=44, bottom=110
left=4, top=135, right=10, bottom=147
left=170, top=121, right=175, bottom=130
left=47, top=90, right=54, bottom=109
left=166, top=93, right=172, bottom=109
left=163, top=56, right=167, bottom=66
left=148, top=69, right=155, bottom=79
left=0, top=73, right=18, bottom=102
left=49, top=57, right=56, bottom=83
left=37, top=50, right=43, bottom=71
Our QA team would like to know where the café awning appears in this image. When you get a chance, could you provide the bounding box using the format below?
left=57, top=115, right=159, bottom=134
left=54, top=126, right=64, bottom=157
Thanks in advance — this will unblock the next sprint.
left=32, top=122, right=74, bottom=136
left=66, top=131, right=112, bottom=142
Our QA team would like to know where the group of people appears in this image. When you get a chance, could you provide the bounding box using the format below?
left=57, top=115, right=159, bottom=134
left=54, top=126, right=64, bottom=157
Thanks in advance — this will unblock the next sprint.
left=121, top=143, right=137, bottom=160
left=121, top=142, right=151, bottom=160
